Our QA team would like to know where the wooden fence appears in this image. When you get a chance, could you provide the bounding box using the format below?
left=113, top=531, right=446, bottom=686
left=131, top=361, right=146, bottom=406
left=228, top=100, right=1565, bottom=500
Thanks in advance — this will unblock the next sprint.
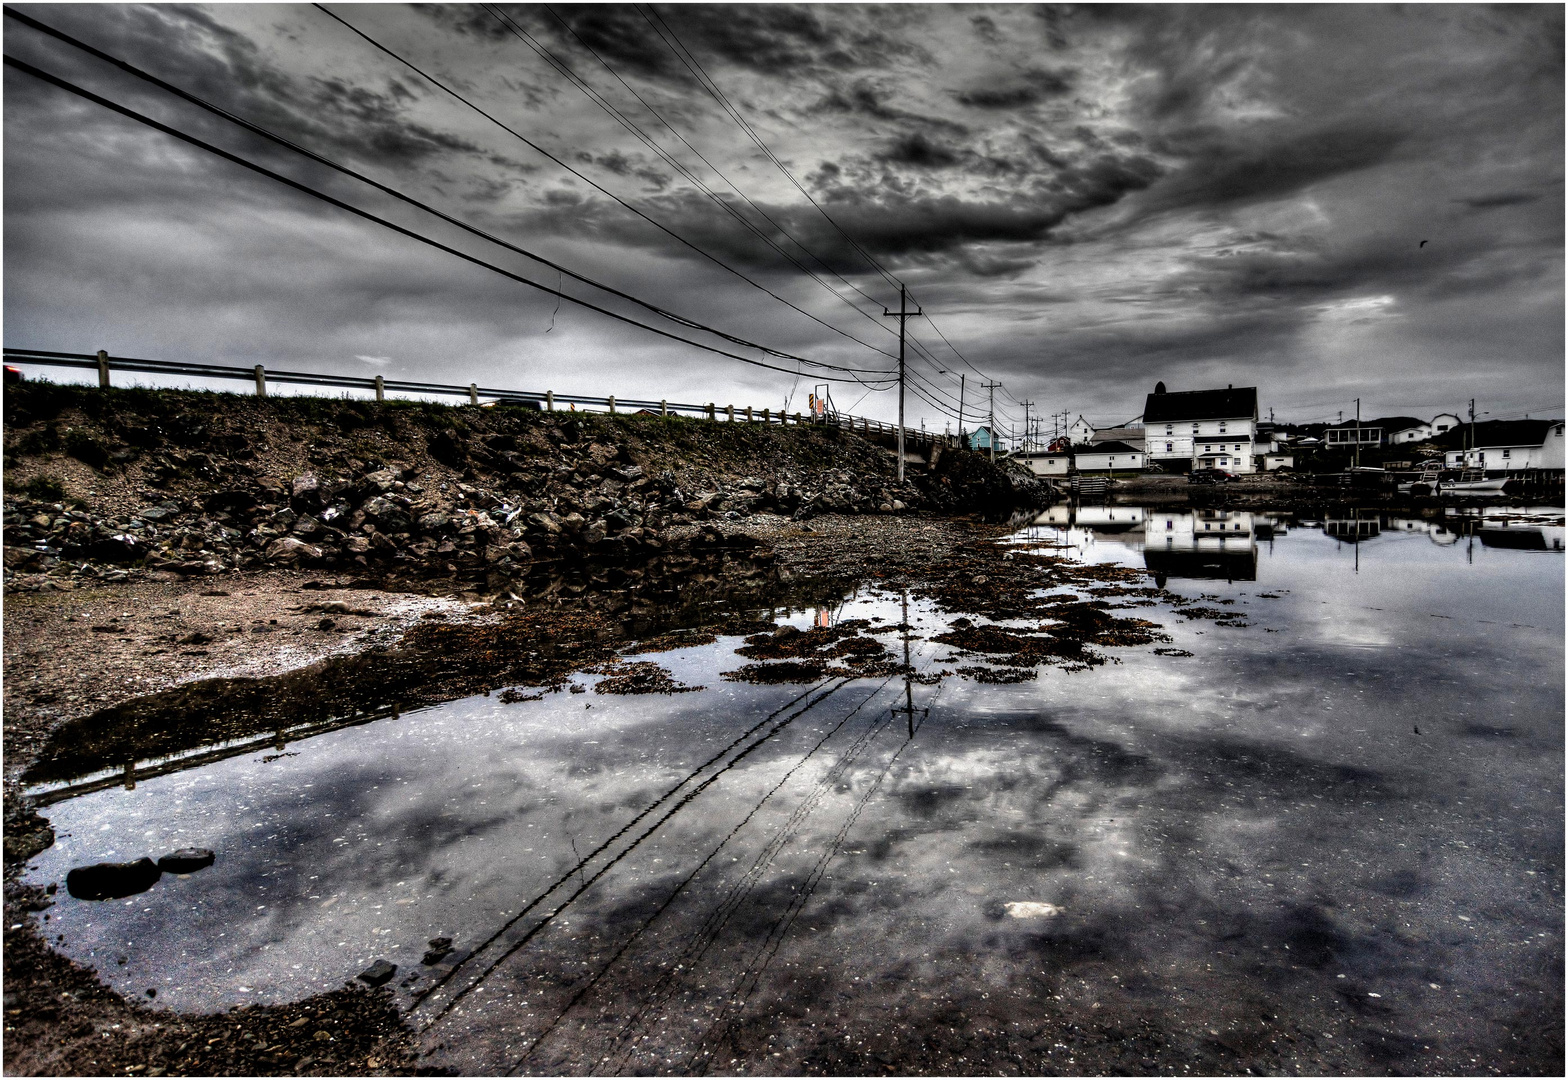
left=3, top=346, right=954, bottom=450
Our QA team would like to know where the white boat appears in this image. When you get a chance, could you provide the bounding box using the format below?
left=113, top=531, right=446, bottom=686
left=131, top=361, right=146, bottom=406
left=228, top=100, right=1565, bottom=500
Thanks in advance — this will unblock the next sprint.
left=1440, top=468, right=1509, bottom=494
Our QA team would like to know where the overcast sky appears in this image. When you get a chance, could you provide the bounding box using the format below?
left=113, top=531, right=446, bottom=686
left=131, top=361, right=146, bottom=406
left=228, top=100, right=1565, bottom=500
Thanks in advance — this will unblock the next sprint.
left=5, top=3, right=1563, bottom=434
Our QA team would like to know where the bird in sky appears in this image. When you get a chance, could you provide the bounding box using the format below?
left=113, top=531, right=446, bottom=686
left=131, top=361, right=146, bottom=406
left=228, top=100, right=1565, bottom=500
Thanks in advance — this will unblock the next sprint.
left=1419, top=240, right=1429, bottom=247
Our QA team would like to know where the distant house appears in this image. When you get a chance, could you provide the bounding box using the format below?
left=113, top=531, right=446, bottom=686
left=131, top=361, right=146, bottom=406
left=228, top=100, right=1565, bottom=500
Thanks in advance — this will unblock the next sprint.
left=1074, top=440, right=1145, bottom=473
left=1065, top=415, right=1099, bottom=444
left=1323, top=416, right=1425, bottom=448
left=967, top=426, right=997, bottom=452
left=1088, top=423, right=1146, bottom=451
left=1143, top=384, right=1259, bottom=473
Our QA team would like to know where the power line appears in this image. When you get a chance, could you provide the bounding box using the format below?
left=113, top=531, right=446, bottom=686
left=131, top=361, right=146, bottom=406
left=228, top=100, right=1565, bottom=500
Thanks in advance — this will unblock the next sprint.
left=310, top=3, right=908, bottom=367
left=640, top=3, right=904, bottom=296
left=1, top=6, right=893, bottom=380
left=496, top=3, right=902, bottom=345
left=2, top=53, right=882, bottom=384
left=639, top=4, right=1013, bottom=399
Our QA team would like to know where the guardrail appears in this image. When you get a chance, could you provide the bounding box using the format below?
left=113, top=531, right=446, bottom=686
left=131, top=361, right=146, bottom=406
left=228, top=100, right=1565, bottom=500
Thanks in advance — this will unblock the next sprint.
left=3, top=346, right=958, bottom=450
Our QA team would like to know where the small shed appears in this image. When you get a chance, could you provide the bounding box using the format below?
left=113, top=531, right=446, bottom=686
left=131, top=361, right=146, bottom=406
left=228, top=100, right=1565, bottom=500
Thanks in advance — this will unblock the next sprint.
left=1074, top=441, right=1144, bottom=473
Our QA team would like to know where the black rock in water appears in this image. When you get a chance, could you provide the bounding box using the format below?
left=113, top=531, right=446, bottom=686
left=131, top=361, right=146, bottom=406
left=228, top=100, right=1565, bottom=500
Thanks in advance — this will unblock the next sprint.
left=358, top=959, right=397, bottom=987
left=157, top=848, right=216, bottom=874
left=66, top=858, right=162, bottom=901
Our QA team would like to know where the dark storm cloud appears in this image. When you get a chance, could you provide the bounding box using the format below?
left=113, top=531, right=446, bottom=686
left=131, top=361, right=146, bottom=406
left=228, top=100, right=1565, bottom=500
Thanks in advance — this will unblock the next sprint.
left=876, top=131, right=965, bottom=170
left=6, top=3, right=488, bottom=175
left=3, top=4, right=1561, bottom=427
left=1455, top=191, right=1545, bottom=211
left=1141, top=125, right=1407, bottom=212
left=951, top=68, right=1074, bottom=110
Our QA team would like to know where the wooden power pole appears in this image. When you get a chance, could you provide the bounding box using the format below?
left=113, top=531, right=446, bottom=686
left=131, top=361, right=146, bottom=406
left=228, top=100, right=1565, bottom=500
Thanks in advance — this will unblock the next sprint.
left=982, top=380, right=1001, bottom=462
left=883, top=284, right=921, bottom=483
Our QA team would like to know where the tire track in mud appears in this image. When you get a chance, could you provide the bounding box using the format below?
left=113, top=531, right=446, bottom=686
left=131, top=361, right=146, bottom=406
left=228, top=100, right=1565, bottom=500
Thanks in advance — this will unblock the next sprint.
left=412, top=678, right=849, bottom=1031
left=499, top=676, right=898, bottom=1076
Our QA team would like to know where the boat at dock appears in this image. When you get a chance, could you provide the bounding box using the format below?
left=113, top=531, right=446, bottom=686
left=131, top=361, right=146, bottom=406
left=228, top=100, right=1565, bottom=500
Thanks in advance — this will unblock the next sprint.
left=1440, top=468, right=1509, bottom=494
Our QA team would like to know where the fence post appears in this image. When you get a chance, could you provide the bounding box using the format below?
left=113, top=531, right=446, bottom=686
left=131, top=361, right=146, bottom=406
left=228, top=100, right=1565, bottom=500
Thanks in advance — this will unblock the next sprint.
left=707, top=403, right=715, bottom=421
left=660, top=399, right=667, bottom=416
left=96, top=350, right=110, bottom=389
left=763, top=408, right=771, bottom=424
left=374, top=375, right=385, bottom=403
left=795, top=412, right=802, bottom=425
left=726, top=404, right=734, bottom=423
left=745, top=405, right=753, bottom=423
left=607, top=394, right=616, bottom=414
left=253, top=364, right=267, bottom=397
left=468, top=383, right=479, bottom=406
left=546, top=390, right=554, bottom=412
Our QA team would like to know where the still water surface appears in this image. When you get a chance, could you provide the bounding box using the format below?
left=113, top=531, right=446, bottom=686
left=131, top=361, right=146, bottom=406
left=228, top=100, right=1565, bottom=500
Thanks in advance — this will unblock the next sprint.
left=25, top=505, right=1564, bottom=1073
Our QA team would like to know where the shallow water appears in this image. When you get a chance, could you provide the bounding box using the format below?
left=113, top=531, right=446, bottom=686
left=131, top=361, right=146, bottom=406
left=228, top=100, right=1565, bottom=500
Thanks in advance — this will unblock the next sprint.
left=24, top=505, right=1564, bottom=1073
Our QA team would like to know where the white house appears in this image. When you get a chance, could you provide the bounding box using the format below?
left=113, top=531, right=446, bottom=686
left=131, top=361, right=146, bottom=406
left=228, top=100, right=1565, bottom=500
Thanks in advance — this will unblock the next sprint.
left=1013, top=450, right=1071, bottom=476
left=1073, top=440, right=1144, bottom=473
left=1143, top=384, right=1259, bottom=473
left=1462, top=420, right=1565, bottom=474
left=1065, top=415, right=1099, bottom=444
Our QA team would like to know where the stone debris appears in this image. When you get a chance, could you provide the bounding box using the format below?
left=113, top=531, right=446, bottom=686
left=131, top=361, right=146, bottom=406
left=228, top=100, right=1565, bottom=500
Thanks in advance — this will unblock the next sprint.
left=2, top=384, right=1047, bottom=593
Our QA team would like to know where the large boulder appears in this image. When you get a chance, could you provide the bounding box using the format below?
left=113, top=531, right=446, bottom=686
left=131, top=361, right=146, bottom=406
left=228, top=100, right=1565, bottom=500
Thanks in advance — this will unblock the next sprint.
left=264, top=536, right=323, bottom=564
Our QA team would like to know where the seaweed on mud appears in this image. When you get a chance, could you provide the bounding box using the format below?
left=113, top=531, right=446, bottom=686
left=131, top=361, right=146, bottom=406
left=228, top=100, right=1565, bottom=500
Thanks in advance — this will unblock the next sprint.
left=1152, top=647, right=1194, bottom=657
left=1040, top=601, right=1172, bottom=646
left=592, top=661, right=703, bottom=695
left=1172, top=606, right=1237, bottom=621
left=734, top=624, right=893, bottom=667
left=624, top=630, right=719, bottom=655
left=955, top=665, right=1039, bottom=684
left=931, top=624, right=1104, bottom=669
left=723, top=660, right=830, bottom=684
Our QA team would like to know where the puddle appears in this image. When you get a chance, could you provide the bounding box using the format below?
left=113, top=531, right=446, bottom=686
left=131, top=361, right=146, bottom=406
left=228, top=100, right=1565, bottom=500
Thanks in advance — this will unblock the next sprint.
left=20, top=504, right=1564, bottom=1074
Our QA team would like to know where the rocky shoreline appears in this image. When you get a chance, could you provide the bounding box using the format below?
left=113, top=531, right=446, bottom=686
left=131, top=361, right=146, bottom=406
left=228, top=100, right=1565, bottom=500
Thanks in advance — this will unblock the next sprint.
left=2, top=384, right=1046, bottom=595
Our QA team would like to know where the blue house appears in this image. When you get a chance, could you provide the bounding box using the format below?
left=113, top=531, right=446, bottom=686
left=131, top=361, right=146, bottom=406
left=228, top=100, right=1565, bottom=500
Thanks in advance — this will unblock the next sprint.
left=966, top=426, right=997, bottom=452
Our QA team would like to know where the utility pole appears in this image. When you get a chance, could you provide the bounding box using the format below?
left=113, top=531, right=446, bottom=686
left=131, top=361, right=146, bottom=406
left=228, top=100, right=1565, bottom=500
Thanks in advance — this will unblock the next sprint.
left=1021, top=401, right=1035, bottom=453
left=1354, top=398, right=1361, bottom=471
left=983, top=380, right=1001, bottom=462
left=1467, top=398, right=1476, bottom=465
left=882, top=284, right=921, bottom=483
left=958, top=373, right=966, bottom=448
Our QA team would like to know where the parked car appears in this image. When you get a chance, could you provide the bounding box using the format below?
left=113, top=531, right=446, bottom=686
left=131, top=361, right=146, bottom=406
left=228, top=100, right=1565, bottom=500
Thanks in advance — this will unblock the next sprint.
left=1188, top=468, right=1235, bottom=485
left=3, top=365, right=23, bottom=384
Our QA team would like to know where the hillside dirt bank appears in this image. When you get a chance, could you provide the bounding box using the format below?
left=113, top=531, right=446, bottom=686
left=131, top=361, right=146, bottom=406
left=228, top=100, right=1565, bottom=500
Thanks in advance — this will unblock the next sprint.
left=2, top=383, right=1042, bottom=596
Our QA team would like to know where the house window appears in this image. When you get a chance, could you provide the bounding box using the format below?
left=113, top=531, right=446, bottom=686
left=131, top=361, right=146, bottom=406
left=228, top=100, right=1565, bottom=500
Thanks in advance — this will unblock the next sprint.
left=1234, top=444, right=1240, bottom=451
left=1204, top=444, right=1212, bottom=452
left=1192, top=424, right=1200, bottom=434
left=1204, top=523, right=1212, bottom=531
left=1165, top=520, right=1173, bottom=530
left=1502, top=449, right=1510, bottom=458
left=1165, top=442, right=1173, bottom=452
left=1166, top=425, right=1173, bottom=435
left=1219, top=423, right=1227, bottom=433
